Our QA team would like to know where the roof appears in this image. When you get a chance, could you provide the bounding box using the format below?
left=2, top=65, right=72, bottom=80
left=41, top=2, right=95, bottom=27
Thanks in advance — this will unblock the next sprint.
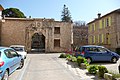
left=10, top=45, right=25, bottom=47
left=0, top=47, right=10, bottom=50
left=87, top=8, right=120, bottom=24
left=0, top=5, right=4, bottom=11
left=82, top=45, right=104, bottom=48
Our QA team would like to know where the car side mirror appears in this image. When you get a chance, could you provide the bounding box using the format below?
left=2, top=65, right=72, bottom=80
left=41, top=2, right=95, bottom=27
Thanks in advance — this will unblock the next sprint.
left=17, top=54, right=22, bottom=57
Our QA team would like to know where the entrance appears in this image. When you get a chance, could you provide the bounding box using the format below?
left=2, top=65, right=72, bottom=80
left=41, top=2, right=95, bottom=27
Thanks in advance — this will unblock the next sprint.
left=31, top=33, right=45, bottom=52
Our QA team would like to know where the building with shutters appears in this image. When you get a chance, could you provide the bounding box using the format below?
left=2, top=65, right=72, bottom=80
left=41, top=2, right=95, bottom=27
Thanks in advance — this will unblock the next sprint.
left=87, top=9, right=120, bottom=51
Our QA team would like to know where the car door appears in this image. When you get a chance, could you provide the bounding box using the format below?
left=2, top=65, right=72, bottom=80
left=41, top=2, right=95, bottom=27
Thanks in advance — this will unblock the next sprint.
left=85, top=47, right=101, bottom=61
left=4, top=49, right=15, bottom=73
left=97, top=47, right=112, bottom=61
left=9, top=49, right=21, bottom=71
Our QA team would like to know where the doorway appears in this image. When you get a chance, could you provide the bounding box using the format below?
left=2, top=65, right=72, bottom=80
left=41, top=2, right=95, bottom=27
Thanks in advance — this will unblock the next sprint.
left=31, top=33, right=45, bottom=52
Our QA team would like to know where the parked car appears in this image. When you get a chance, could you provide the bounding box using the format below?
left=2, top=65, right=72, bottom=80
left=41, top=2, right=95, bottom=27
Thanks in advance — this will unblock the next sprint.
left=10, top=45, right=27, bottom=59
left=0, top=47, right=24, bottom=80
left=75, top=45, right=120, bottom=63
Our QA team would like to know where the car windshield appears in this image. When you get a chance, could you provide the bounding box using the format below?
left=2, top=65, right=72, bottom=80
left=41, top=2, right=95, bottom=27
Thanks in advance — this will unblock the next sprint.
left=11, top=47, right=24, bottom=51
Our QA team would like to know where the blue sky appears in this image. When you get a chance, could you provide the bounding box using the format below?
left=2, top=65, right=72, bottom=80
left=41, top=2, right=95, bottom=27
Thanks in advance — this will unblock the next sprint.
left=0, top=0, right=120, bottom=23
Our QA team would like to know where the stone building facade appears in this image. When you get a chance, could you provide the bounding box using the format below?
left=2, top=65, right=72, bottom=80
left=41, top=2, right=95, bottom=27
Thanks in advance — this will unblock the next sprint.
left=0, top=18, right=73, bottom=52
left=88, top=9, right=120, bottom=51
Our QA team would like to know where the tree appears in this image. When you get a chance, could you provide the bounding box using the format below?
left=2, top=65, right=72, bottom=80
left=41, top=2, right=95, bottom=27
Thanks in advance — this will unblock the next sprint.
left=61, top=4, right=72, bottom=22
left=74, top=20, right=86, bottom=27
left=2, top=8, right=26, bottom=18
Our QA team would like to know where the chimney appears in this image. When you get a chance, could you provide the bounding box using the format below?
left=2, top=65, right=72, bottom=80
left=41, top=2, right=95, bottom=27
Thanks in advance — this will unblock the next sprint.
left=29, top=16, right=31, bottom=18
left=97, top=13, right=101, bottom=18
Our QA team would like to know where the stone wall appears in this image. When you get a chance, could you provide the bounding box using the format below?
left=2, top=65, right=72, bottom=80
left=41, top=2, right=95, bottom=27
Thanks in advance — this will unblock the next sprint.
left=1, top=18, right=73, bottom=52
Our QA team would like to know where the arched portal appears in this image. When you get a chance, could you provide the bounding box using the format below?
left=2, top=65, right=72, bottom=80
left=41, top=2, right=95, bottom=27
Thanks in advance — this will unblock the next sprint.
left=31, top=33, right=45, bottom=51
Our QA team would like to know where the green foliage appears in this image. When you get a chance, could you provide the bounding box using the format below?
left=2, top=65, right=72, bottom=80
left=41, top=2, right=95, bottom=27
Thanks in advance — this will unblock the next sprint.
left=66, top=54, right=72, bottom=61
left=83, top=58, right=89, bottom=67
left=98, top=66, right=108, bottom=78
left=59, top=53, right=66, bottom=58
left=61, top=4, right=72, bottom=22
left=2, top=8, right=26, bottom=18
left=77, top=56, right=84, bottom=65
left=109, top=72, right=120, bottom=79
left=87, top=65, right=98, bottom=74
left=66, top=54, right=71, bottom=58
left=71, top=56, right=77, bottom=62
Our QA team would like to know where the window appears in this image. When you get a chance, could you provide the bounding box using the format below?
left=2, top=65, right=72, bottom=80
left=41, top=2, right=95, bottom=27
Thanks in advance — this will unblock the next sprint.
left=98, top=35, right=99, bottom=43
left=54, top=27, right=60, bottom=34
left=89, top=25, right=92, bottom=32
left=86, top=47, right=98, bottom=52
left=102, top=20, right=104, bottom=28
left=93, top=36, right=96, bottom=44
left=94, top=23, right=96, bottom=31
left=97, top=47, right=107, bottom=52
left=99, top=34, right=102, bottom=43
left=106, top=33, right=110, bottom=44
left=79, top=47, right=85, bottom=52
left=91, top=36, right=94, bottom=44
left=109, top=17, right=112, bottom=26
left=11, top=47, right=24, bottom=51
left=4, top=49, right=18, bottom=58
left=92, top=24, right=95, bottom=31
left=88, top=36, right=92, bottom=44
left=5, top=50, right=12, bottom=58
left=106, top=18, right=109, bottom=27
left=10, top=49, right=18, bottom=57
left=104, top=19, right=106, bottom=27
left=101, top=34, right=104, bottom=43
left=99, top=20, right=102, bottom=29
left=54, top=39, right=60, bottom=47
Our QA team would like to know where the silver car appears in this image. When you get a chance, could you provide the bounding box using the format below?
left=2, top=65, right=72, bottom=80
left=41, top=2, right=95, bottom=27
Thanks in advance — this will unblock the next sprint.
left=10, top=45, right=27, bottom=59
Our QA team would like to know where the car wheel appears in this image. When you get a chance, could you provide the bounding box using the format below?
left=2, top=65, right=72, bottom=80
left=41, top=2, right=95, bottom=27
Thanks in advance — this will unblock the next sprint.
left=18, top=59, right=24, bottom=69
left=86, top=57, right=92, bottom=63
left=2, top=70, right=9, bottom=80
left=111, top=57, right=117, bottom=63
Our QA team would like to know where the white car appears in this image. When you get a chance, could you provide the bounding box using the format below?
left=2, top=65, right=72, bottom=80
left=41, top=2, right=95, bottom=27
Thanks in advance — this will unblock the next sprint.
left=10, top=45, right=27, bottom=59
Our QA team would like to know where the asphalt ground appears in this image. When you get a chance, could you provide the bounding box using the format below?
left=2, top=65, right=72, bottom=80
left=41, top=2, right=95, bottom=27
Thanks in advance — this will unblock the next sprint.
left=9, top=53, right=119, bottom=80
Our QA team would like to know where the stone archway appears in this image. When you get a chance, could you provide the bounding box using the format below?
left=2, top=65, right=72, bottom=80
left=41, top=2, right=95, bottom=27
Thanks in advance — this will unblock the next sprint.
left=31, top=33, right=45, bottom=51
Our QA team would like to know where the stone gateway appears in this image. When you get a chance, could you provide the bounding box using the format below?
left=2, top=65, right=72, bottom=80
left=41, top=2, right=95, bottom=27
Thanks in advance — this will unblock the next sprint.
left=0, top=18, right=73, bottom=52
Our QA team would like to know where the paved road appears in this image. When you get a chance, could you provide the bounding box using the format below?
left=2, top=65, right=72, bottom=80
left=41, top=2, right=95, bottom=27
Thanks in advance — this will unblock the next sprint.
left=9, top=53, right=119, bottom=80
left=9, top=53, right=82, bottom=80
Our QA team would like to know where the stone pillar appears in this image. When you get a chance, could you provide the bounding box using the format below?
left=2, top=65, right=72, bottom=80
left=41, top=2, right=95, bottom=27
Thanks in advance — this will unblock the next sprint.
left=45, top=28, right=48, bottom=52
